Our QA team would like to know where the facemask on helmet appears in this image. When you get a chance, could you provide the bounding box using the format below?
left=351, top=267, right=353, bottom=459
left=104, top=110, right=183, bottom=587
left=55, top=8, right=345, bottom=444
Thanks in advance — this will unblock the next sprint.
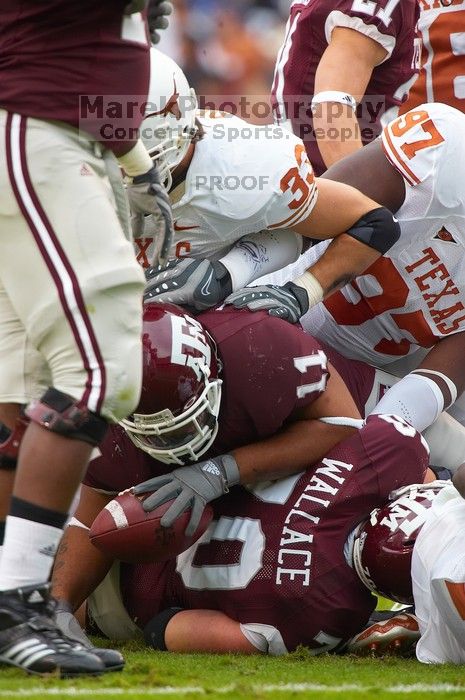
left=120, top=303, right=222, bottom=466
left=140, top=48, right=198, bottom=191
left=352, top=481, right=447, bottom=604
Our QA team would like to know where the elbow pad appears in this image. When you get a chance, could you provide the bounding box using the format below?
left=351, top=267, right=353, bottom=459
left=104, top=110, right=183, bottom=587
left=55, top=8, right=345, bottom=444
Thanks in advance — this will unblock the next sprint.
left=346, top=207, right=400, bottom=255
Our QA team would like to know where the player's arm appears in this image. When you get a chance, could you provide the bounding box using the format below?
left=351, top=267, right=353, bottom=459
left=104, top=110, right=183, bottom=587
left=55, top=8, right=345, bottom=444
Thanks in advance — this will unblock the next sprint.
left=321, top=138, right=406, bottom=212
left=144, top=609, right=260, bottom=654
left=51, top=485, right=115, bottom=612
left=312, top=27, right=387, bottom=169
left=291, top=177, right=400, bottom=300
left=371, top=332, right=465, bottom=434
left=228, top=180, right=400, bottom=322
left=231, top=362, right=361, bottom=484
left=132, top=358, right=362, bottom=534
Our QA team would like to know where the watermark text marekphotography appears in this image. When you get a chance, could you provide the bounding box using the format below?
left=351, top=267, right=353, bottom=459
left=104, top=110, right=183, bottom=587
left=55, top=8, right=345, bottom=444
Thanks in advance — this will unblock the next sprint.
left=78, top=93, right=386, bottom=144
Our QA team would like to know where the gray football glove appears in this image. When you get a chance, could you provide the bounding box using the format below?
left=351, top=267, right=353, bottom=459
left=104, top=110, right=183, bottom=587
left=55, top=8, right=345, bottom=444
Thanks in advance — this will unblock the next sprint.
left=132, top=455, right=240, bottom=536
left=144, top=258, right=233, bottom=311
left=126, top=165, right=174, bottom=267
left=147, top=0, right=173, bottom=44
left=225, top=281, right=309, bottom=324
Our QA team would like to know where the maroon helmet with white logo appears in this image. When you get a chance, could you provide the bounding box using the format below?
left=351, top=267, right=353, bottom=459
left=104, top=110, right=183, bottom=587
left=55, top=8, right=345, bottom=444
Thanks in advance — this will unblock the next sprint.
left=120, top=303, right=222, bottom=465
left=352, top=482, right=447, bottom=604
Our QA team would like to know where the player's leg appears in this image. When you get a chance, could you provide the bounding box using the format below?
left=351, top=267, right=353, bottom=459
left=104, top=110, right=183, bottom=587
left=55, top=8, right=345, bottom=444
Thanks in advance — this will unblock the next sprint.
left=0, top=112, right=144, bottom=675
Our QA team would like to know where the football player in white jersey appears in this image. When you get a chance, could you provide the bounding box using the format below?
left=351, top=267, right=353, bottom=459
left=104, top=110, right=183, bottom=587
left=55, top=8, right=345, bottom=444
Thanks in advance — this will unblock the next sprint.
left=227, top=102, right=465, bottom=468
left=349, top=474, right=465, bottom=664
left=137, top=49, right=400, bottom=314
left=401, top=0, right=465, bottom=115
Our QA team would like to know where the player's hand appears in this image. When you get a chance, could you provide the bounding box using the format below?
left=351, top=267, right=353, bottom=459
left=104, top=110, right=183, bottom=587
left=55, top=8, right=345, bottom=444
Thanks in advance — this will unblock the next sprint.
left=144, top=258, right=233, bottom=311
left=126, top=165, right=174, bottom=267
left=132, top=455, right=240, bottom=536
left=147, top=0, right=173, bottom=44
left=225, top=282, right=309, bottom=324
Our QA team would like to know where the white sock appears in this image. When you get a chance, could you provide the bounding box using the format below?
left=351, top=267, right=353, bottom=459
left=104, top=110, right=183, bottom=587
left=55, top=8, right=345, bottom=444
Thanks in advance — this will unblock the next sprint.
left=0, top=515, right=63, bottom=590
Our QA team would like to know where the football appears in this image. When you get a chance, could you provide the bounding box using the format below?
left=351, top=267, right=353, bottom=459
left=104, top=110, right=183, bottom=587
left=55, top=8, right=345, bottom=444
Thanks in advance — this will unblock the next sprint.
left=89, top=492, right=214, bottom=564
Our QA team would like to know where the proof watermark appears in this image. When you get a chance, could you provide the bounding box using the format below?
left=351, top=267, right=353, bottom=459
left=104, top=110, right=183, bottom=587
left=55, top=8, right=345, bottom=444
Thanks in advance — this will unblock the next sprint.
left=194, top=175, right=270, bottom=191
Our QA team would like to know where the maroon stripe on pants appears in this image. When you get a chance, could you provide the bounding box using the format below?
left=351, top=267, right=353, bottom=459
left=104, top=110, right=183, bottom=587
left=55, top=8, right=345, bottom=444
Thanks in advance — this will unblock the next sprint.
left=5, top=112, right=107, bottom=414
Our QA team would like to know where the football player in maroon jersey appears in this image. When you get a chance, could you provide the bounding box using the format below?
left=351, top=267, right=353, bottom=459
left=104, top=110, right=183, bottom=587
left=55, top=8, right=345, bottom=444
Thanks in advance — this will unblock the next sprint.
left=50, top=301, right=408, bottom=646
left=271, top=0, right=420, bottom=175
left=61, top=414, right=430, bottom=655
left=0, top=0, right=173, bottom=677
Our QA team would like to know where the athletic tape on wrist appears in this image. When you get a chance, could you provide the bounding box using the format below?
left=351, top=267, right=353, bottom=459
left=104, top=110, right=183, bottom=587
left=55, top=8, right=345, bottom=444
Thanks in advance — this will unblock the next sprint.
left=117, top=140, right=153, bottom=177
left=411, top=369, right=458, bottom=407
left=311, top=91, right=357, bottom=113
left=319, top=417, right=365, bottom=429
left=67, top=516, right=90, bottom=531
left=294, top=271, right=324, bottom=309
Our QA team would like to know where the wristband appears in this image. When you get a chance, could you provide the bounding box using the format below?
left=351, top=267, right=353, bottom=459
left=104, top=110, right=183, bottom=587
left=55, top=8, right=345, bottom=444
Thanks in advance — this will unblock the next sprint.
left=294, top=271, right=324, bottom=309
left=117, top=140, right=153, bottom=177
left=311, top=91, right=357, bottom=113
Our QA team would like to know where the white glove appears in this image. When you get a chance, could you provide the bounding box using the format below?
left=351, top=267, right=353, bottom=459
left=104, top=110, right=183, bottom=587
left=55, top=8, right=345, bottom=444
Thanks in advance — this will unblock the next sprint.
left=126, top=165, right=174, bottom=267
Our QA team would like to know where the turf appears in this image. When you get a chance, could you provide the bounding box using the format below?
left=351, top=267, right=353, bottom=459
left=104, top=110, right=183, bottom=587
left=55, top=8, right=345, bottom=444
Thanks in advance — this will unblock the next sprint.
left=0, top=640, right=465, bottom=700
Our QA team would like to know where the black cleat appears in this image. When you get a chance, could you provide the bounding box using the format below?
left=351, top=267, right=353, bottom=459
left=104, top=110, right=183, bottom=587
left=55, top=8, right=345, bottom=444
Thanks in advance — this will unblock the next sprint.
left=54, top=606, right=124, bottom=673
left=92, top=648, right=125, bottom=672
left=0, top=584, right=105, bottom=677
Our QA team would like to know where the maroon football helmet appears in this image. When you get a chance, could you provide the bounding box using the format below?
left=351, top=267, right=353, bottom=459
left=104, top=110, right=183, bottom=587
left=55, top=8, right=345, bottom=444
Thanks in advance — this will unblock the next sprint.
left=120, top=303, right=222, bottom=465
left=352, top=482, right=447, bottom=604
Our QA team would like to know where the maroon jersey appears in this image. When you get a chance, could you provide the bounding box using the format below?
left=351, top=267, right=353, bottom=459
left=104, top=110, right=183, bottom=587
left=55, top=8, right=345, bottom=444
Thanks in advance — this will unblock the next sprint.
left=84, top=308, right=331, bottom=493
left=0, top=1, right=149, bottom=147
left=271, top=0, right=420, bottom=175
left=120, top=415, right=429, bottom=652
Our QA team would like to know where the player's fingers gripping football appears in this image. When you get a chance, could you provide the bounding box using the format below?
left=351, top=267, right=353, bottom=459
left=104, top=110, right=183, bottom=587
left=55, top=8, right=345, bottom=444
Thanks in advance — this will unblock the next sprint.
left=133, top=456, right=240, bottom=535
left=144, top=258, right=232, bottom=311
left=226, top=282, right=309, bottom=324
left=132, top=473, right=174, bottom=500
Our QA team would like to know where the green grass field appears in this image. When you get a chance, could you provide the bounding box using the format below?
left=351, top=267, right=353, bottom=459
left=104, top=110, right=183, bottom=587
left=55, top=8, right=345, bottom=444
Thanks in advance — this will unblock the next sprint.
left=1, top=640, right=465, bottom=700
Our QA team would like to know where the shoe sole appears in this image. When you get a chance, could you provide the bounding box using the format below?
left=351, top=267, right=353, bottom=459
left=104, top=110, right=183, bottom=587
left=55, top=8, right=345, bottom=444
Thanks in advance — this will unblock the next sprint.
left=347, top=615, right=420, bottom=657
left=0, top=658, right=104, bottom=678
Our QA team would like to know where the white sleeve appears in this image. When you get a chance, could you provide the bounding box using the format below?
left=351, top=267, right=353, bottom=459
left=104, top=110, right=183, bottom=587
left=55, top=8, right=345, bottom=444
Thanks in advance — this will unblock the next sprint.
left=239, top=623, right=288, bottom=656
left=370, top=372, right=444, bottom=432
left=220, top=229, right=303, bottom=290
left=325, top=11, right=395, bottom=61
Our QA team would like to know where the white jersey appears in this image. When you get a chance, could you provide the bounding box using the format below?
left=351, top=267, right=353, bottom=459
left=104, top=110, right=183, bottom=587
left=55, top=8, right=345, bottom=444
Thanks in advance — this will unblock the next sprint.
left=413, top=483, right=465, bottom=664
left=135, top=110, right=317, bottom=268
left=296, top=103, right=465, bottom=366
left=402, top=0, right=465, bottom=114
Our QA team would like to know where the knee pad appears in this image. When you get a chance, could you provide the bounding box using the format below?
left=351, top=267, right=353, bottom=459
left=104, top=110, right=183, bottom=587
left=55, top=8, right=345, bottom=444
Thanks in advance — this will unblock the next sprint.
left=26, top=388, right=108, bottom=446
left=0, top=417, right=29, bottom=470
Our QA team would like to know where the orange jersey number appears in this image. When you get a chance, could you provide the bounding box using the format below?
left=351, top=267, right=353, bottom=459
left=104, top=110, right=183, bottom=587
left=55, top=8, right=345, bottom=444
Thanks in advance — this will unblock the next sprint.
left=390, top=109, right=445, bottom=160
left=324, top=257, right=437, bottom=356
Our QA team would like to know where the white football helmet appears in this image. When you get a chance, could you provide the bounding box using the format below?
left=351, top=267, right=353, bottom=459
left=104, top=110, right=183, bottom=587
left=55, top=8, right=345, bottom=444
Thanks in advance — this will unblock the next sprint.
left=141, top=48, right=198, bottom=190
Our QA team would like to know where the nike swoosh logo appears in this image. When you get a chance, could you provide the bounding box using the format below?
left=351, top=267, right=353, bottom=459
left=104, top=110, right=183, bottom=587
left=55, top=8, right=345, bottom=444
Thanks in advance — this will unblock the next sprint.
left=201, top=271, right=214, bottom=296
left=174, top=221, right=197, bottom=232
